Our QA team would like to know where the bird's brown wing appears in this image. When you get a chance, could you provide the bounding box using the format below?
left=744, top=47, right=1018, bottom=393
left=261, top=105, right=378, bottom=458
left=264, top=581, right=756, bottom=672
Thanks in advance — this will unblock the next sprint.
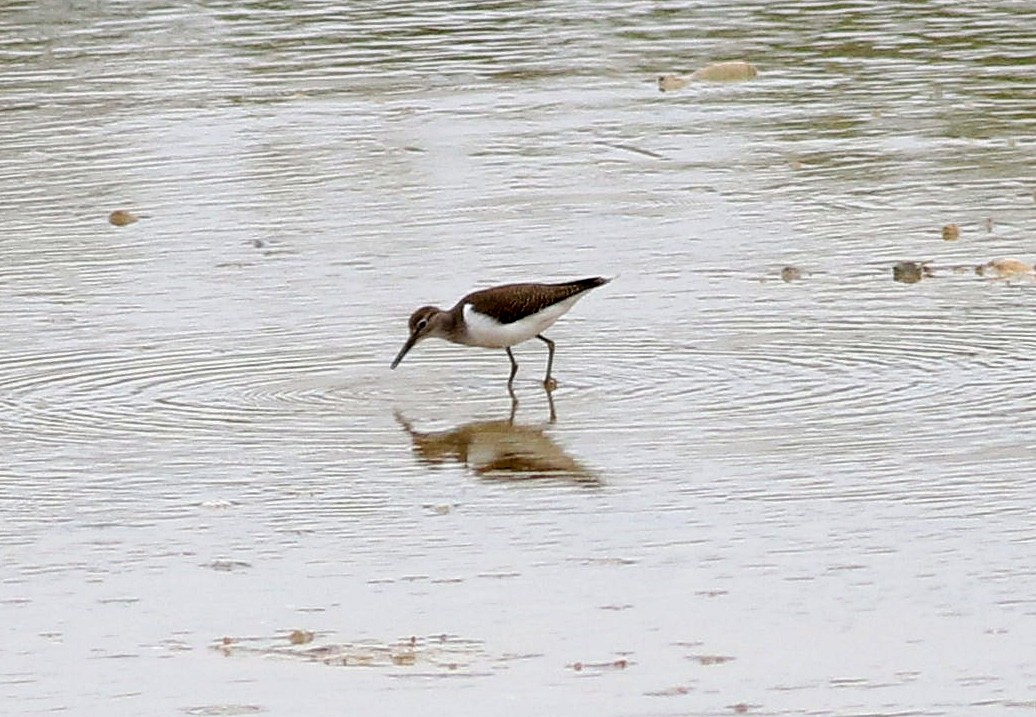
left=461, top=277, right=609, bottom=325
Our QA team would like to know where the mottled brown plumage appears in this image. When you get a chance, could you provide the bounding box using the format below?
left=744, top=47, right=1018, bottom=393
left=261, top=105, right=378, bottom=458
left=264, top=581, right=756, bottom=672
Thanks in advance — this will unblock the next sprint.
left=461, top=277, right=609, bottom=325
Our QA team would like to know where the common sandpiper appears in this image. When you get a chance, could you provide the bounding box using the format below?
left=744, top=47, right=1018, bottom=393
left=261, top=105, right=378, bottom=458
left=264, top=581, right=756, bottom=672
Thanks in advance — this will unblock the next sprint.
left=391, top=277, right=610, bottom=391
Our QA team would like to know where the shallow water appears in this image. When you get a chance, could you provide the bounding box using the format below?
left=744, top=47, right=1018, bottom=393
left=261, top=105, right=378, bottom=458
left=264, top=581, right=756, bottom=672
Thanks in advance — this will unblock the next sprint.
left=2, top=1, right=1035, bottom=715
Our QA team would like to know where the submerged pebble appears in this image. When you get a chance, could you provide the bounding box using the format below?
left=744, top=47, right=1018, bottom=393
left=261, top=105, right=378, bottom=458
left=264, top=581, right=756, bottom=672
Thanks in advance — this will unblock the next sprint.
left=941, top=223, right=960, bottom=241
left=976, top=258, right=1033, bottom=278
left=658, top=61, right=757, bottom=91
left=289, top=630, right=315, bottom=645
left=657, top=74, right=688, bottom=92
left=108, top=209, right=138, bottom=226
left=893, top=261, right=933, bottom=284
left=691, top=60, right=758, bottom=82
left=780, top=266, right=803, bottom=282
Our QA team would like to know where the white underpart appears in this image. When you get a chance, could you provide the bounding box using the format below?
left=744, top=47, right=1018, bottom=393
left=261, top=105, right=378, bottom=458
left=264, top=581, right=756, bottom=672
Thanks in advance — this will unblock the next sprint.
left=461, top=295, right=584, bottom=349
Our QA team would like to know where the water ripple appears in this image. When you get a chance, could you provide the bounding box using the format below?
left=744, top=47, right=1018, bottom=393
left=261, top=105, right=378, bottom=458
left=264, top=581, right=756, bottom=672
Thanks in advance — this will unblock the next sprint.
left=0, top=346, right=385, bottom=444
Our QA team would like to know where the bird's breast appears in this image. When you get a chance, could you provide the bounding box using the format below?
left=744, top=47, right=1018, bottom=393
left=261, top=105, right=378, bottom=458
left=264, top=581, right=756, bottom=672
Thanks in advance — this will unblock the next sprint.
left=460, top=301, right=574, bottom=348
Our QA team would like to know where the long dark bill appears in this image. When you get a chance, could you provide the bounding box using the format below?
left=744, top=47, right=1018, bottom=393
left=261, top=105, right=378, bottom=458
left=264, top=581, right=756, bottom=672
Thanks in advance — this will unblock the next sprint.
left=391, top=333, right=418, bottom=369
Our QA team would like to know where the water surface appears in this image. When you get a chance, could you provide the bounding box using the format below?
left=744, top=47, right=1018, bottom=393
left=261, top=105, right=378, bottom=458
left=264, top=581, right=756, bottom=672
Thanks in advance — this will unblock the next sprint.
left=2, top=2, right=1035, bottom=715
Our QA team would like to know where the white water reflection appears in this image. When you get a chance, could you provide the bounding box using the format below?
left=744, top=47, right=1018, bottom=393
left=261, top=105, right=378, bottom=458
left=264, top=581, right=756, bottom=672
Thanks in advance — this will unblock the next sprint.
left=2, top=1, right=1036, bottom=715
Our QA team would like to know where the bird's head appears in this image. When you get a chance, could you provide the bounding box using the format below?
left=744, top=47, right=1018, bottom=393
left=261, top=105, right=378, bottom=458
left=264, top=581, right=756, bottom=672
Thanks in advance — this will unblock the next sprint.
left=391, top=306, right=444, bottom=369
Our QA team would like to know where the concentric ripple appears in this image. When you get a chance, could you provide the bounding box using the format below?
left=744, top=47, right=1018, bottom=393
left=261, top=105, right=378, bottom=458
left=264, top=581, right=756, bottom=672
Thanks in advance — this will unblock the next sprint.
left=0, top=345, right=385, bottom=444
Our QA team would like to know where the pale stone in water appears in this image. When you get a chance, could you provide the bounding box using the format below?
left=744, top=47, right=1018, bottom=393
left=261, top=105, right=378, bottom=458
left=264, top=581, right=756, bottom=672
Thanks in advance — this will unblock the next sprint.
left=657, top=74, right=688, bottom=92
left=658, top=61, right=757, bottom=91
left=690, top=60, right=758, bottom=82
left=977, top=258, right=1033, bottom=277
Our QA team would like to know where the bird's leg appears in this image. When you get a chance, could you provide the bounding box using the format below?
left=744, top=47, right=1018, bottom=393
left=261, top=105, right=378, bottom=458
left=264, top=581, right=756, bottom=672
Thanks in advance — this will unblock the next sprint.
left=536, top=334, right=557, bottom=391
left=545, top=386, right=557, bottom=424
left=508, top=392, right=519, bottom=423
left=506, top=347, right=519, bottom=393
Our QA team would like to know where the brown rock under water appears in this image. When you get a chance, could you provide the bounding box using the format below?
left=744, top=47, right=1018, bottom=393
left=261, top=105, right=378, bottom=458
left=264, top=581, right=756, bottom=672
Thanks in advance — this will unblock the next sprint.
left=108, top=210, right=138, bottom=226
left=780, top=266, right=803, bottom=282
left=892, top=261, right=933, bottom=284
left=941, top=223, right=960, bottom=241
left=289, top=630, right=315, bottom=645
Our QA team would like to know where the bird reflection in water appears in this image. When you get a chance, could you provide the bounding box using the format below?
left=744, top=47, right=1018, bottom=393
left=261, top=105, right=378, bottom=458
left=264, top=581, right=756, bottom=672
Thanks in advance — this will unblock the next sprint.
left=394, top=396, right=598, bottom=484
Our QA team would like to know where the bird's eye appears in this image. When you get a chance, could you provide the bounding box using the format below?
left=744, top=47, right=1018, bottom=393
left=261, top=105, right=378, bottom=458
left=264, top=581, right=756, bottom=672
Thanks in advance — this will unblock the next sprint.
left=416, top=319, right=428, bottom=330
